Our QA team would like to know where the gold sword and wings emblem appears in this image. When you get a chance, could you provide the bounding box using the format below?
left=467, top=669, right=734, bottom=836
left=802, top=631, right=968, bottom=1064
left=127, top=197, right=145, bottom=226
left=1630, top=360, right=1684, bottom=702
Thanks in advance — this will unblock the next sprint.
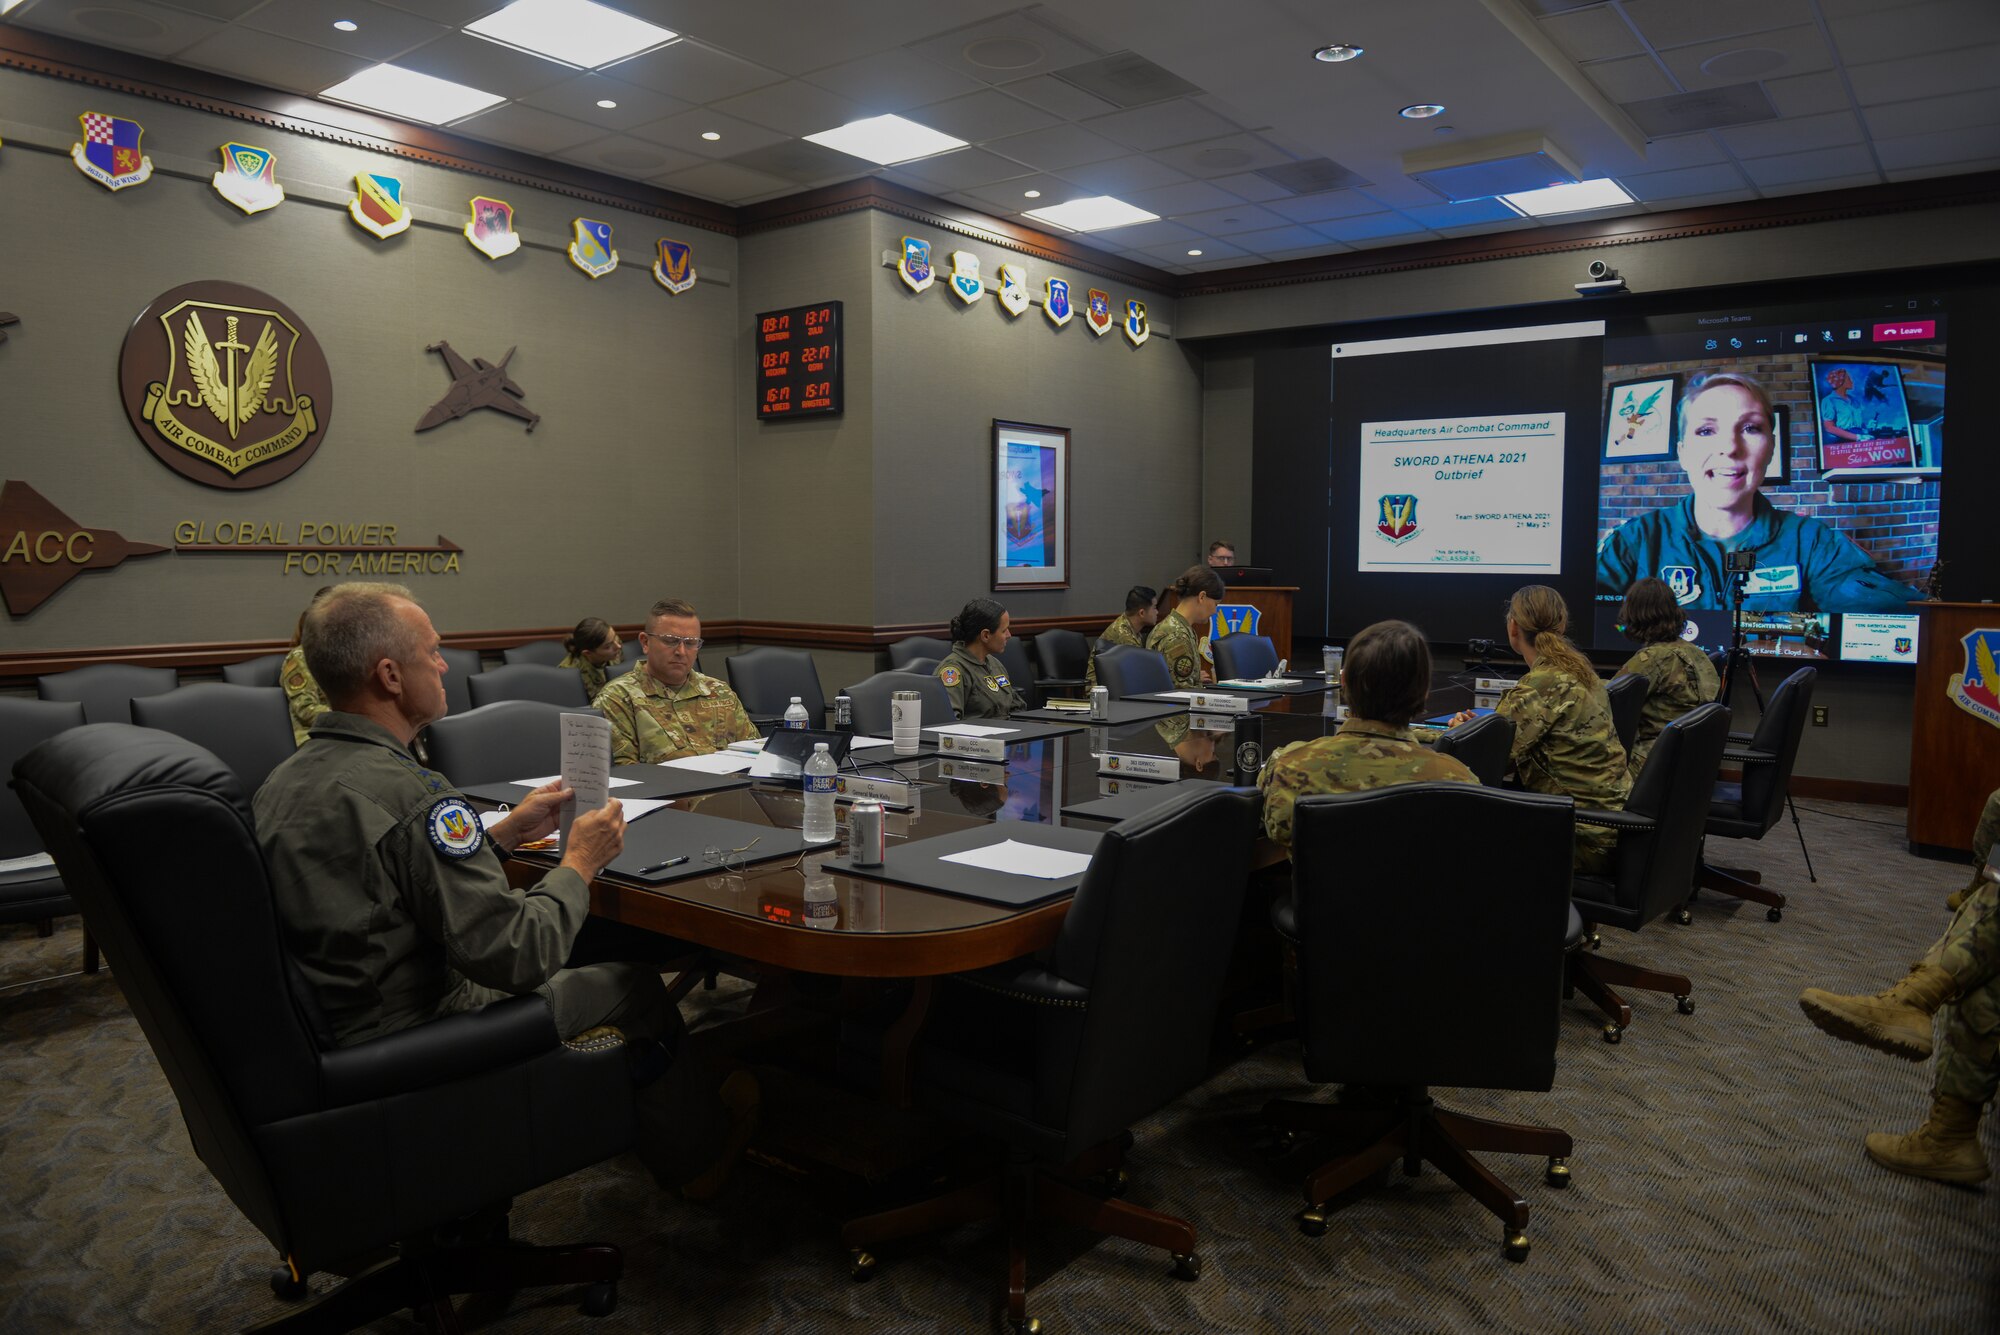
left=184, top=310, right=278, bottom=439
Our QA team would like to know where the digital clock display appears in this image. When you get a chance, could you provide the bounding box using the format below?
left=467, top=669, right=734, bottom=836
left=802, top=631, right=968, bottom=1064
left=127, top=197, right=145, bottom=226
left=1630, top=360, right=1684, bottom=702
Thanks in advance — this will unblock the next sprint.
left=754, top=300, right=842, bottom=419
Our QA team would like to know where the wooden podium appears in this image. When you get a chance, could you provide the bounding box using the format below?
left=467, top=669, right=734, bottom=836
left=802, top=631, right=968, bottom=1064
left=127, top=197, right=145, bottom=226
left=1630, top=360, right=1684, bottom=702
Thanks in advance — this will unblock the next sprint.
left=1908, top=602, right=2000, bottom=854
left=1210, top=586, right=1296, bottom=657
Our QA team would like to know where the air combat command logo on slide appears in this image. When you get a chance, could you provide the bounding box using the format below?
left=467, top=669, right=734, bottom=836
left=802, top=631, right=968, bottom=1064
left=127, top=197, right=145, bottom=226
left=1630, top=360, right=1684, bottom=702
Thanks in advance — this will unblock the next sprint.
left=1946, top=628, right=2000, bottom=730
left=1376, top=494, right=1420, bottom=544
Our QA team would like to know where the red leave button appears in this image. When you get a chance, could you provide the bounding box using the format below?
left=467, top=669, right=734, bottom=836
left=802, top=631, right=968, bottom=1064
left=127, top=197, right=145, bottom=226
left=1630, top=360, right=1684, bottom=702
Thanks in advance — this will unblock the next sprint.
left=1873, top=320, right=1935, bottom=341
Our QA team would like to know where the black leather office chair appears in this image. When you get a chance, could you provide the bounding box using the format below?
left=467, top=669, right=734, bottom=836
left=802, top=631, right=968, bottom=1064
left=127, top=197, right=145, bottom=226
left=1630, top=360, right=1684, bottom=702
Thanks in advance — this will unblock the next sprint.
left=37, top=663, right=177, bottom=725
left=900, top=657, right=941, bottom=678
left=604, top=657, right=634, bottom=682
left=13, top=725, right=632, bottom=1330
left=0, top=697, right=96, bottom=975
left=222, top=653, right=287, bottom=688
left=887, top=636, right=952, bottom=670
left=132, top=684, right=295, bottom=795
left=620, top=639, right=643, bottom=665
left=425, top=700, right=601, bottom=788
left=1686, top=666, right=1815, bottom=924
left=1034, top=628, right=1089, bottom=697
left=501, top=640, right=568, bottom=668
left=1605, top=672, right=1649, bottom=758
left=844, top=671, right=954, bottom=735
left=466, top=663, right=589, bottom=709
left=1433, top=712, right=1515, bottom=787
left=1094, top=645, right=1174, bottom=700
left=1568, top=703, right=1731, bottom=1043
left=1268, top=783, right=1574, bottom=1261
left=843, top=785, right=1263, bottom=1331
left=1212, top=634, right=1278, bottom=682
left=440, top=647, right=482, bottom=718
left=998, top=637, right=1041, bottom=709
left=726, top=646, right=826, bottom=721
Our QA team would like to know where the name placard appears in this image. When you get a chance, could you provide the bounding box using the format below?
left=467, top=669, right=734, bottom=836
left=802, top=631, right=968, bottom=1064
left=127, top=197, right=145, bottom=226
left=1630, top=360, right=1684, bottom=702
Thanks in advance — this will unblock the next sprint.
left=1097, top=751, right=1178, bottom=781
left=1187, top=691, right=1250, bottom=713
left=1188, top=713, right=1236, bottom=733
left=937, top=756, right=1005, bottom=783
left=833, top=773, right=915, bottom=809
left=935, top=733, right=1007, bottom=761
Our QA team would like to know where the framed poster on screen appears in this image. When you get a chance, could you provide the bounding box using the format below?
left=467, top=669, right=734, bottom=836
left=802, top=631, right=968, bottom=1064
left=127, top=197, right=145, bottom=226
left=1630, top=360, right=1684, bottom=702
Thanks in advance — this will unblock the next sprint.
left=1811, top=360, right=1917, bottom=478
left=1603, top=373, right=1679, bottom=461
left=993, top=419, right=1069, bottom=591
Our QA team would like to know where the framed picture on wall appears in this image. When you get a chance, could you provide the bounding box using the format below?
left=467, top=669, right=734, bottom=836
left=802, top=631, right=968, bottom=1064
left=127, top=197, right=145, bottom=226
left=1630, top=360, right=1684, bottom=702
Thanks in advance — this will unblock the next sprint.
left=992, top=419, right=1070, bottom=591
left=1764, top=402, right=1791, bottom=487
left=1602, top=374, right=1679, bottom=461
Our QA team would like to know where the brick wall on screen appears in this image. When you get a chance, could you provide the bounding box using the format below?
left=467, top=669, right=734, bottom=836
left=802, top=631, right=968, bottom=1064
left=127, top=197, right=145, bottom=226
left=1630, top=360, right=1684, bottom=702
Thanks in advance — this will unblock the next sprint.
left=1597, top=353, right=1940, bottom=588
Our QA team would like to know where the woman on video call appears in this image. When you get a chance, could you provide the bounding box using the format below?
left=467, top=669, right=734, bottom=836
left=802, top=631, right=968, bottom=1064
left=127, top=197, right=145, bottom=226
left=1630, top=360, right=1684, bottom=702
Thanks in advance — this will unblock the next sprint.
left=1593, top=370, right=1923, bottom=613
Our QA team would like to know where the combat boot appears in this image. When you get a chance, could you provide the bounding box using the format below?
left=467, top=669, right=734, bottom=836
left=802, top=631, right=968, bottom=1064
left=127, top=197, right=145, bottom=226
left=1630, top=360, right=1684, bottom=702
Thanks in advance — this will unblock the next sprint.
left=1798, top=963, right=1957, bottom=1060
left=1865, top=1094, right=1990, bottom=1185
left=1946, top=884, right=1967, bottom=912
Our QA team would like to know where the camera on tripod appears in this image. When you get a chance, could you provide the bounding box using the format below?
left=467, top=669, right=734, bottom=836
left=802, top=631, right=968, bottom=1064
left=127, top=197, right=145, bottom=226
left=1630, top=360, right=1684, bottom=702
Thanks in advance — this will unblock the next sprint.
left=1467, top=636, right=1499, bottom=658
left=1725, top=550, right=1757, bottom=575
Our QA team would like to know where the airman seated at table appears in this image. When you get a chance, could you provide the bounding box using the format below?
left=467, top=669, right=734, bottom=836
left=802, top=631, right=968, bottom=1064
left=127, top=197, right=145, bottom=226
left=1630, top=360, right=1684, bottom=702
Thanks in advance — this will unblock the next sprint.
left=1150, top=566, right=1224, bottom=691
left=558, top=616, right=623, bottom=700
left=1615, top=576, right=1720, bottom=777
left=594, top=597, right=758, bottom=765
left=1086, top=585, right=1157, bottom=691
left=280, top=584, right=334, bottom=746
left=935, top=598, right=1026, bottom=720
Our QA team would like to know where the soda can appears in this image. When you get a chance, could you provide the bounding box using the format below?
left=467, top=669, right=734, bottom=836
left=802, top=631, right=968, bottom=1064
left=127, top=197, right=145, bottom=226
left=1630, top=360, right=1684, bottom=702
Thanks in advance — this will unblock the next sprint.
left=834, top=693, right=854, bottom=732
left=848, top=799, right=885, bottom=867
left=1233, top=712, right=1265, bottom=785
left=1089, top=685, right=1110, bottom=720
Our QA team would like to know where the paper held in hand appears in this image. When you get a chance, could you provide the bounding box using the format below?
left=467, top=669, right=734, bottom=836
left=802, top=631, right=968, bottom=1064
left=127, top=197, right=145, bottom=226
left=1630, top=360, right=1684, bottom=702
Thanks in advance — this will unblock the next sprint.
left=559, top=712, right=614, bottom=843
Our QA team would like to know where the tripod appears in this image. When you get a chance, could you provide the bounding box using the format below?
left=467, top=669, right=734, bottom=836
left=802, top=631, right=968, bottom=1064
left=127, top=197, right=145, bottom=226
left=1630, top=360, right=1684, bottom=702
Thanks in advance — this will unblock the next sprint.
left=1688, top=570, right=1817, bottom=923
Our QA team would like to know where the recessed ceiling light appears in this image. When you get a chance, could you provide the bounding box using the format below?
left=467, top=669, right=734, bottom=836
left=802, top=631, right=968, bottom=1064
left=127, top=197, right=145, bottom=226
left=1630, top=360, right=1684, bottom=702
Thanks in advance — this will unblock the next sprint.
left=1023, top=189, right=1041, bottom=198
left=1400, top=103, right=1446, bottom=119
left=320, top=64, right=505, bottom=125
left=1021, top=195, right=1159, bottom=232
left=1313, top=44, right=1363, bottom=63
left=596, top=99, right=617, bottom=108
left=1498, top=177, right=1635, bottom=217
left=332, top=20, right=358, bottom=32
left=803, top=113, right=966, bottom=165
left=466, top=0, right=677, bottom=70
left=701, top=130, right=721, bottom=141
left=1187, top=248, right=1203, bottom=256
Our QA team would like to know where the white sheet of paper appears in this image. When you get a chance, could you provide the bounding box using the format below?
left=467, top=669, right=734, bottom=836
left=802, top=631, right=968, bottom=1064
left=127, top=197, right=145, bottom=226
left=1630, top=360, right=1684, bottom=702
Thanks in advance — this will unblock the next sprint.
left=0, top=852, right=57, bottom=874
left=939, top=838, right=1095, bottom=880
left=1147, top=691, right=1201, bottom=701
left=727, top=738, right=766, bottom=753
left=510, top=774, right=638, bottom=789
left=927, top=723, right=1018, bottom=737
left=749, top=752, right=801, bottom=779
left=619, top=798, right=673, bottom=822
left=559, top=712, right=614, bottom=843
left=1218, top=677, right=1295, bottom=689
left=847, top=735, right=896, bottom=749
left=661, top=751, right=758, bottom=774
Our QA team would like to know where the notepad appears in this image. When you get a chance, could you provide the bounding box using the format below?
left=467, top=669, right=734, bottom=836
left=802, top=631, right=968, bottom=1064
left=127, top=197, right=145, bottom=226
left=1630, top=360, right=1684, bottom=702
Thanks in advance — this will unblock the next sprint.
left=939, top=839, right=1095, bottom=880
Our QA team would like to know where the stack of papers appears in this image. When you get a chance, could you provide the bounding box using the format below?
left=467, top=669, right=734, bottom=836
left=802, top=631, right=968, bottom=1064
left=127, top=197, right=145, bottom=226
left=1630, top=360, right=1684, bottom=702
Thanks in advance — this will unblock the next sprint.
left=939, top=839, right=1095, bottom=880
left=1218, top=677, right=1296, bottom=689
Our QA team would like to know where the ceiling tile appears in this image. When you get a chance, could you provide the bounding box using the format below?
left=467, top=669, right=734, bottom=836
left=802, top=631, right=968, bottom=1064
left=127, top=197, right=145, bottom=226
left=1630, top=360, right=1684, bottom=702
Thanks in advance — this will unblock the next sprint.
left=1168, top=203, right=1292, bottom=235
left=1204, top=171, right=1292, bottom=203
left=1635, top=133, right=1732, bottom=168
left=804, top=49, right=981, bottom=114
left=1872, top=123, right=2000, bottom=171
left=1435, top=217, right=1541, bottom=238
left=1848, top=43, right=2000, bottom=103
left=1764, top=71, right=1852, bottom=118
left=1059, top=154, right=1192, bottom=195
left=889, top=146, right=1036, bottom=191
left=1264, top=189, right=1384, bottom=224
left=1080, top=219, right=1201, bottom=248
left=618, top=0, right=996, bottom=77
left=716, top=139, right=873, bottom=186
left=1151, top=133, right=1293, bottom=179
left=1831, top=0, right=2000, bottom=65
left=1082, top=99, right=1241, bottom=152
left=239, top=0, right=449, bottom=62
left=1718, top=110, right=1865, bottom=159
left=518, top=74, right=692, bottom=132
left=10, top=0, right=223, bottom=55
left=599, top=39, right=786, bottom=104
left=453, top=103, right=608, bottom=156
left=982, top=124, right=1128, bottom=171
left=1624, top=0, right=1817, bottom=48
left=911, top=88, right=1061, bottom=143
left=1758, top=171, right=1884, bottom=196
left=153, top=0, right=263, bottom=16
left=1887, top=156, right=2000, bottom=182
left=1226, top=224, right=1338, bottom=254
left=1541, top=6, right=1647, bottom=62
left=654, top=159, right=796, bottom=203
left=1141, top=238, right=1249, bottom=264
left=956, top=172, right=1077, bottom=212
left=1256, top=242, right=1356, bottom=262
left=559, top=135, right=706, bottom=180
left=1585, top=55, right=1680, bottom=104
left=373, top=1, right=498, bottom=24
left=174, top=26, right=374, bottom=94
left=1862, top=89, right=2000, bottom=139
left=626, top=109, right=790, bottom=159
left=1126, top=179, right=1249, bottom=216
left=1313, top=213, right=1437, bottom=243
left=394, top=30, right=577, bottom=98
left=1641, top=190, right=1759, bottom=211
left=910, top=13, right=1102, bottom=86
left=1656, top=25, right=1834, bottom=92
left=1620, top=162, right=1752, bottom=201
left=711, top=81, right=861, bottom=137
left=998, top=73, right=1119, bottom=121
left=1738, top=143, right=1880, bottom=186
left=1396, top=197, right=1529, bottom=228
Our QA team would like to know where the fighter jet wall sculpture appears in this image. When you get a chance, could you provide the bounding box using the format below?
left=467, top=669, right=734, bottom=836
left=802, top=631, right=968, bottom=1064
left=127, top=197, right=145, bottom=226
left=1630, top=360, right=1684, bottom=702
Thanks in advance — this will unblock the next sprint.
left=416, top=340, right=540, bottom=433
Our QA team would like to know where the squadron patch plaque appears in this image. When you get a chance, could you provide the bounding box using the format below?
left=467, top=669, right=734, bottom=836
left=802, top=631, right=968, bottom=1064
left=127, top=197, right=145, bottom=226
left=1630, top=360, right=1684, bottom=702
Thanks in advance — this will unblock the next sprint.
left=119, top=281, right=333, bottom=490
left=211, top=142, right=285, bottom=214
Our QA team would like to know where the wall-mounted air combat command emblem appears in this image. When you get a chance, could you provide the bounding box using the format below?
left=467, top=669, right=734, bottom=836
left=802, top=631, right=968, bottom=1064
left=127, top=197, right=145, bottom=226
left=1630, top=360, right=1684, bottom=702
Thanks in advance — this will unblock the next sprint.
left=118, top=281, right=333, bottom=490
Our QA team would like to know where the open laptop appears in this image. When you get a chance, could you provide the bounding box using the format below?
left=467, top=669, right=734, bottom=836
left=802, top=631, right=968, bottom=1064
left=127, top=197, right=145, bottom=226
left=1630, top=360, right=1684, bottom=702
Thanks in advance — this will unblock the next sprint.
left=1213, top=565, right=1275, bottom=584
left=751, top=727, right=853, bottom=779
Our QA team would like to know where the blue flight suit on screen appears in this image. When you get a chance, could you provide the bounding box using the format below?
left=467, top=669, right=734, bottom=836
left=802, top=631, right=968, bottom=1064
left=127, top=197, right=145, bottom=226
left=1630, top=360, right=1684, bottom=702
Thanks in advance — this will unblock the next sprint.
left=1596, top=493, right=1922, bottom=613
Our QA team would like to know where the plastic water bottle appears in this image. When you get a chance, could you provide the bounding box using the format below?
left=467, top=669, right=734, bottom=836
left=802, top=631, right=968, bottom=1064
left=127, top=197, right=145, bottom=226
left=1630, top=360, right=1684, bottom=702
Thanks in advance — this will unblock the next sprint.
left=803, top=742, right=837, bottom=843
left=784, top=696, right=809, bottom=729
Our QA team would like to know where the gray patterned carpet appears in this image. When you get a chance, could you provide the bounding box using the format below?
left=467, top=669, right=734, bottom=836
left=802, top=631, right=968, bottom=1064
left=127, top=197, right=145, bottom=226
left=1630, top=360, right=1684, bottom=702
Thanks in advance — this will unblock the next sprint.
left=2, top=800, right=1995, bottom=1333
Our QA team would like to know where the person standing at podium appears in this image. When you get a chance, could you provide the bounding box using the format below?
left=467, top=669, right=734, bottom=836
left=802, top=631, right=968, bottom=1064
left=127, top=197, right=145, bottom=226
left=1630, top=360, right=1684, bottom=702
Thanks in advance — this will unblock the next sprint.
left=1086, top=585, right=1157, bottom=691
left=1149, top=566, right=1225, bottom=691
left=1206, top=540, right=1236, bottom=568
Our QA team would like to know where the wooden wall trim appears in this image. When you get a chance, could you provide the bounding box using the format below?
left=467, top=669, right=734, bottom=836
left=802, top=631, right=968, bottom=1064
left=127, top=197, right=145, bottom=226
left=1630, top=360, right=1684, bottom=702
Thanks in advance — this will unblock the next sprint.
left=0, top=24, right=737, bottom=235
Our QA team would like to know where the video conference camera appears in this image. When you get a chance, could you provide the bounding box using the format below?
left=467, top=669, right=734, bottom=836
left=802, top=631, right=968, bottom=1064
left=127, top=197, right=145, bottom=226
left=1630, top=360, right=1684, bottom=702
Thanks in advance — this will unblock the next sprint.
left=1467, top=636, right=1500, bottom=659
left=1725, top=550, right=1757, bottom=574
left=1575, top=259, right=1626, bottom=296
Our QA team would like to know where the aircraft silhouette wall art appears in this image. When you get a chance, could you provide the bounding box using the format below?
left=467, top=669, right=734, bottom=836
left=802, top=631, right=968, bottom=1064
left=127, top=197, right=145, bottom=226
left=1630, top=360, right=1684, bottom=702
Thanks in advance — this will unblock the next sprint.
left=416, top=341, right=540, bottom=433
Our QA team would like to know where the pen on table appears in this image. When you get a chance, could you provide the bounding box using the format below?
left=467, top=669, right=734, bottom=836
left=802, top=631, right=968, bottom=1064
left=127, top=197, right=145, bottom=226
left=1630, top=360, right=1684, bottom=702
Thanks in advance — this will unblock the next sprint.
left=638, top=855, right=690, bottom=873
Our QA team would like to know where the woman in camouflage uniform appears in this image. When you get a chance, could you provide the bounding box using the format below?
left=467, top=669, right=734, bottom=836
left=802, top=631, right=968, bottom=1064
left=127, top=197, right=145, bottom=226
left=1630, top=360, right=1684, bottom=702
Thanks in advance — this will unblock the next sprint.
left=558, top=616, right=623, bottom=702
left=280, top=584, right=333, bottom=746
left=1616, top=576, right=1721, bottom=778
left=1147, top=565, right=1225, bottom=691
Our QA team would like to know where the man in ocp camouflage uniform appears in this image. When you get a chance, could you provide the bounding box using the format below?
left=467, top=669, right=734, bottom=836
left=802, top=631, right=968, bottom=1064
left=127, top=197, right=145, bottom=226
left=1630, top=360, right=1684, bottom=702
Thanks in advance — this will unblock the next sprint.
left=1086, top=586, right=1157, bottom=691
left=1947, top=788, right=2000, bottom=912
left=280, top=642, right=330, bottom=747
left=593, top=597, right=758, bottom=765
left=1257, top=620, right=1477, bottom=848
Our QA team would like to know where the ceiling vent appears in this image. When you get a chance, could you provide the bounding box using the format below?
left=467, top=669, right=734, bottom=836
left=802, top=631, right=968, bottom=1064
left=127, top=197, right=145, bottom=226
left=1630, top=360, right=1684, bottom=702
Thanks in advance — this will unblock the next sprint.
left=1403, top=133, right=1581, bottom=203
left=1621, top=82, right=1779, bottom=137
left=1253, top=157, right=1371, bottom=195
left=1051, top=52, right=1201, bottom=108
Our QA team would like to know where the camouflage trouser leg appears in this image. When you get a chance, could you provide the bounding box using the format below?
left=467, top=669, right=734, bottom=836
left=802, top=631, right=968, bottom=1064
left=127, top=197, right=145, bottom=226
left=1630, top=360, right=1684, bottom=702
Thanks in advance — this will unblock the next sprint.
left=1919, top=877, right=2000, bottom=989
left=1920, top=878, right=2000, bottom=1104
left=1965, top=787, right=2000, bottom=895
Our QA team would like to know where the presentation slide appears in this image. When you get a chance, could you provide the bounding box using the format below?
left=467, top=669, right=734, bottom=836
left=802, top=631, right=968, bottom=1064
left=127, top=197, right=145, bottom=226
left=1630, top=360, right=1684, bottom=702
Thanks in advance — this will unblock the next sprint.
left=1840, top=613, right=1920, bottom=664
left=1356, top=413, right=1564, bottom=575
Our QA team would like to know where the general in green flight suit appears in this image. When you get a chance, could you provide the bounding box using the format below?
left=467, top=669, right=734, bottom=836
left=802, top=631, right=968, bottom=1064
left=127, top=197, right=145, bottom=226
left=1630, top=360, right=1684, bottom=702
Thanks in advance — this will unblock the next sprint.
left=593, top=598, right=758, bottom=765
left=557, top=615, right=623, bottom=701
left=1086, top=585, right=1157, bottom=691
left=1147, top=565, right=1226, bottom=690
left=1614, top=576, right=1721, bottom=777
left=936, top=598, right=1024, bottom=719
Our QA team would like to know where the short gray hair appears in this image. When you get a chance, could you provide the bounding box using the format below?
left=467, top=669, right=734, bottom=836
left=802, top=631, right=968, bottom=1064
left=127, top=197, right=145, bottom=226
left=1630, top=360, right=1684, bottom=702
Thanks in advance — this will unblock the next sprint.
left=302, top=582, right=419, bottom=705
